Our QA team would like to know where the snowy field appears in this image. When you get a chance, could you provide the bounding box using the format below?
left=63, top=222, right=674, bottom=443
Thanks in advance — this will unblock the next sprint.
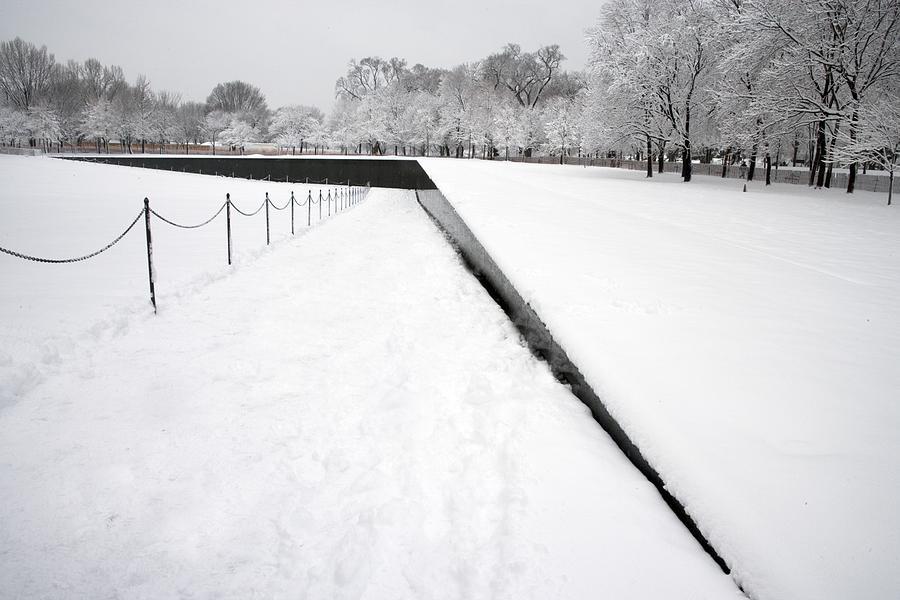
left=420, top=158, right=900, bottom=600
left=0, top=156, right=739, bottom=598
left=0, top=156, right=348, bottom=405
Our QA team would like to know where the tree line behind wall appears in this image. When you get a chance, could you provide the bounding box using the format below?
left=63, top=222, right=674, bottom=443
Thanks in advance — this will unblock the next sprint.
left=0, top=37, right=582, bottom=159
left=0, top=37, right=321, bottom=155
left=3, top=0, right=899, bottom=197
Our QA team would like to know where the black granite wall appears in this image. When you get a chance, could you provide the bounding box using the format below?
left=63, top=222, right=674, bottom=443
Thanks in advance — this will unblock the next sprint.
left=62, top=156, right=437, bottom=190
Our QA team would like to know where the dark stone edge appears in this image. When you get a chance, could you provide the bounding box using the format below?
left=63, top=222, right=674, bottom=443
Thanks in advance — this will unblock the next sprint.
left=415, top=187, right=743, bottom=588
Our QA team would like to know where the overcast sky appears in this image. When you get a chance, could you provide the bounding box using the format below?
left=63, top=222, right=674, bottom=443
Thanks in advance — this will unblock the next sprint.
left=0, top=0, right=605, bottom=114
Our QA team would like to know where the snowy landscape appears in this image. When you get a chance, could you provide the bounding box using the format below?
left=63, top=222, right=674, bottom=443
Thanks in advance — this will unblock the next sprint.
left=0, top=155, right=743, bottom=599
left=2, top=1, right=900, bottom=599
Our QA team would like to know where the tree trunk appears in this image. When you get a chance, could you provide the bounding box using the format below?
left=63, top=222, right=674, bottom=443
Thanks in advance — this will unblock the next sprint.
left=847, top=109, right=859, bottom=193
left=722, top=148, right=730, bottom=178
left=888, top=170, right=893, bottom=206
left=657, top=140, right=665, bottom=173
left=824, top=121, right=839, bottom=188
left=810, top=120, right=825, bottom=187
left=775, top=141, right=781, bottom=177
left=765, top=152, right=772, bottom=186
left=682, top=104, right=692, bottom=182
left=748, top=144, right=758, bottom=181
left=646, top=135, right=653, bottom=178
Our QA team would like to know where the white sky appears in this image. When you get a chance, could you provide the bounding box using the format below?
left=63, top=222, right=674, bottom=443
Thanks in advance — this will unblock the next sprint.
left=0, top=0, right=605, bottom=114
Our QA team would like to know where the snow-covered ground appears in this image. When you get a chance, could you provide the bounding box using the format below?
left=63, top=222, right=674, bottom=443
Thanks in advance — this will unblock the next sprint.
left=420, top=158, right=900, bottom=600
left=0, top=156, right=739, bottom=598
left=0, top=156, right=348, bottom=405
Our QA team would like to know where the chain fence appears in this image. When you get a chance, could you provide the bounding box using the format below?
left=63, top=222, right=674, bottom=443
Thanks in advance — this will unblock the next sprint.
left=0, top=184, right=371, bottom=313
left=0, top=210, right=145, bottom=263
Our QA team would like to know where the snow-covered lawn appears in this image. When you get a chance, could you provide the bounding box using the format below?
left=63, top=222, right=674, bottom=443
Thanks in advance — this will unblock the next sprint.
left=0, top=156, right=738, bottom=598
left=1, top=156, right=346, bottom=404
left=420, top=158, right=900, bottom=600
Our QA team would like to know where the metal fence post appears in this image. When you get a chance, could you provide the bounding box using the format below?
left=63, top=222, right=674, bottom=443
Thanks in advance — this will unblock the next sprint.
left=143, top=198, right=157, bottom=314
left=319, top=190, right=323, bottom=220
left=290, top=191, right=295, bottom=235
left=328, top=190, right=332, bottom=217
left=308, top=190, right=312, bottom=227
left=265, top=192, right=270, bottom=245
left=226, top=193, right=232, bottom=265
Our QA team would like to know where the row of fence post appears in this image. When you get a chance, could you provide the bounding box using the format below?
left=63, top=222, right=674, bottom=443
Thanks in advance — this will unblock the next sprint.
left=142, top=184, right=369, bottom=314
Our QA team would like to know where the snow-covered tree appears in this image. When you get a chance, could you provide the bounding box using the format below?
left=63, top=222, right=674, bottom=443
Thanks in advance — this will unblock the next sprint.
left=47, top=60, right=87, bottom=146
left=584, top=0, right=675, bottom=176
left=330, top=46, right=578, bottom=159
left=305, top=118, right=329, bottom=154
left=81, top=58, right=126, bottom=103
left=206, top=80, right=268, bottom=127
left=493, top=104, right=526, bottom=159
left=202, top=110, right=231, bottom=155
left=352, top=94, right=386, bottom=154
left=127, top=75, right=155, bottom=152
left=149, top=90, right=180, bottom=149
left=832, top=90, right=900, bottom=205
left=335, top=56, right=398, bottom=100
left=25, top=105, right=61, bottom=151
left=481, top=43, right=565, bottom=109
left=544, top=95, right=583, bottom=162
left=0, top=106, right=29, bottom=146
left=81, top=98, right=116, bottom=152
left=0, top=38, right=55, bottom=110
left=438, top=63, right=481, bottom=157
left=327, top=98, right=362, bottom=154
left=737, top=0, right=900, bottom=192
left=174, top=101, right=205, bottom=152
left=269, top=105, right=322, bottom=153
left=410, top=91, right=443, bottom=156
left=218, top=118, right=258, bottom=154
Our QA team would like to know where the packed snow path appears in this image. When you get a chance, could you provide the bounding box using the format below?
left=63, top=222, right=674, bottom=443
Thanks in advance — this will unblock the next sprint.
left=420, top=158, right=900, bottom=600
left=0, top=159, right=738, bottom=598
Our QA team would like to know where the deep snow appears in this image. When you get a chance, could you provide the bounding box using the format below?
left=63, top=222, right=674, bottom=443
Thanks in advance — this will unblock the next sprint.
left=0, top=156, right=739, bottom=599
left=419, top=158, right=900, bottom=600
